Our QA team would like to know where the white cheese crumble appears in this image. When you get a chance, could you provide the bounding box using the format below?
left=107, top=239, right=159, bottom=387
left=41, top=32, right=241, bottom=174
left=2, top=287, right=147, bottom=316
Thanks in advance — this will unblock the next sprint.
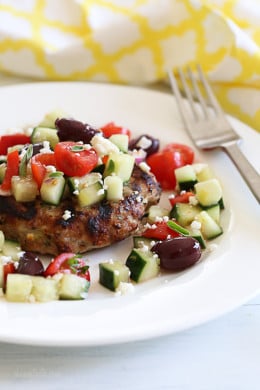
left=139, top=161, right=151, bottom=173
left=90, top=134, right=119, bottom=156
left=115, top=282, right=135, bottom=296
left=136, top=136, right=152, bottom=150
left=189, top=195, right=198, bottom=205
left=97, top=188, right=105, bottom=196
left=40, top=141, right=52, bottom=154
left=46, top=165, right=56, bottom=173
left=62, top=210, right=73, bottom=220
left=190, top=220, right=201, bottom=230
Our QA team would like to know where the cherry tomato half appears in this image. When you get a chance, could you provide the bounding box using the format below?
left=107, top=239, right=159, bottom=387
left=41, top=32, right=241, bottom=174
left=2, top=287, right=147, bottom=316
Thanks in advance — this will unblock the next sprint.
left=162, top=143, right=194, bottom=165
left=54, top=142, right=98, bottom=177
left=100, top=122, right=131, bottom=138
left=44, top=253, right=90, bottom=281
left=3, top=262, right=16, bottom=291
left=31, top=153, right=56, bottom=188
left=146, top=143, right=195, bottom=190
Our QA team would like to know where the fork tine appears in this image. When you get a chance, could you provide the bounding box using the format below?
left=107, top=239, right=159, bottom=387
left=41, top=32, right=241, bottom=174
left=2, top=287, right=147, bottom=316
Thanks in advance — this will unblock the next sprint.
left=186, top=66, right=209, bottom=119
left=177, top=68, right=198, bottom=120
left=196, top=64, right=223, bottom=116
left=167, top=69, right=192, bottom=130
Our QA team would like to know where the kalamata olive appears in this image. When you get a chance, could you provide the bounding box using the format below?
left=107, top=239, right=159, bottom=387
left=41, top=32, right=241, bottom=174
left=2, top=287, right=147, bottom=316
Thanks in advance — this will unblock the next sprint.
left=55, top=118, right=100, bottom=144
left=128, top=134, right=160, bottom=157
left=16, top=252, right=45, bottom=276
left=152, top=236, right=201, bottom=271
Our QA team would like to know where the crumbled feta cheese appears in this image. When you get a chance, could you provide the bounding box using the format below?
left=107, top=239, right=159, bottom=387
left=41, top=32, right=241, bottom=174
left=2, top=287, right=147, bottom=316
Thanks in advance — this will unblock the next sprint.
left=139, top=245, right=149, bottom=252
left=189, top=196, right=198, bottom=205
left=0, top=255, right=12, bottom=264
left=115, top=282, right=135, bottom=296
left=190, top=220, right=201, bottom=230
left=73, top=189, right=79, bottom=195
left=139, top=162, right=151, bottom=173
left=168, top=193, right=175, bottom=199
left=62, top=210, right=73, bottom=220
left=40, top=141, right=52, bottom=154
left=114, top=270, right=120, bottom=276
left=136, top=136, right=152, bottom=150
left=91, top=134, right=119, bottom=156
left=46, top=165, right=56, bottom=173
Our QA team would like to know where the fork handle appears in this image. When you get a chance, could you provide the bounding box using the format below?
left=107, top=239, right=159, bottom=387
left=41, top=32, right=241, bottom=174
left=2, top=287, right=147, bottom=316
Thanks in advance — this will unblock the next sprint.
left=222, top=141, right=260, bottom=203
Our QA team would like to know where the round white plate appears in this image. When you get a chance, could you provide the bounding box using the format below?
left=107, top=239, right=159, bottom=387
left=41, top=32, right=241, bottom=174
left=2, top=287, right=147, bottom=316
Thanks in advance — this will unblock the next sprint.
left=0, top=82, right=259, bottom=347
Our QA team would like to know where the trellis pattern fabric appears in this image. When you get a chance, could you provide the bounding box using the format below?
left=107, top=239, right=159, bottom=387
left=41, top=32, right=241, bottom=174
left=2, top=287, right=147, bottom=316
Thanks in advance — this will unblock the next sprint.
left=0, top=0, right=259, bottom=131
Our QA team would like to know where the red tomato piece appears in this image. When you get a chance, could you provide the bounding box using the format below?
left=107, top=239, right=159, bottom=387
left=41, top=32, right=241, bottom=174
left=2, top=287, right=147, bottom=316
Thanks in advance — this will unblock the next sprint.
left=169, top=191, right=194, bottom=207
left=3, top=262, right=16, bottom=291
left=54, top=142, right=98, bottom=177
left=44, top=253, right=90, bottom=281
left=0, top=149, right=20, bottom=191
left=146, top=150, right=184, bottom=190
left=31, top=153, right=56, bottom=188
left=0, top=133, right=30, bottom=155
left=142, top=221, right=181, bottom=240
left=162, top=143, right=194, bottom=165
left=100, top=122, right=131, bottom=138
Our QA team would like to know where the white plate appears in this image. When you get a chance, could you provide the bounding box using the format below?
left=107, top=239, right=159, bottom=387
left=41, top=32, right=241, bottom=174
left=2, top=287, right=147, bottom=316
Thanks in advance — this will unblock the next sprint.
left=0, top=82, right=259, bottom=347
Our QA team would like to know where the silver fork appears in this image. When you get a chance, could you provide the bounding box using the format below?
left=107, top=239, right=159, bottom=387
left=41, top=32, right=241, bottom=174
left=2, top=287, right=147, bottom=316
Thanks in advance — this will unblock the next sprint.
left=168, top=65, right=260, bottom=204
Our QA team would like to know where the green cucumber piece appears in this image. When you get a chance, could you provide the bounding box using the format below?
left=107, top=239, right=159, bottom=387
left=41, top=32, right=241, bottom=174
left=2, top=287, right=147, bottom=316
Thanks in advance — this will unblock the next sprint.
left=126, top=248, right=160, bottom=283
left=11, top=175, right=38, bottom=202
left=31, top=276, right=59, bottom=302
left=0, top=163, right=6, bottom=184
left=39, top=110, right=68, bottom=128
left=192, top=163, right=214, bottom=182
left=58, top=273, right=90, bottom=300
left=195, top=211, right=223, bottom=240
left=104, top=152, right=135, bottom=182
left=104, top=175, right=123, bottom=201
left=31, top=127, right=59, bottom=149
left=187, top=227, right=206, bottom=249
left=147, top=205, right=169, bottom=223
left=99, top=261, right=130, bottom=291
left=68, top=172, right=103, bottom=193
left=175, top=165, right=197, bottom=191
left=204, top=204, right=220, bottom=224
left=40, top=171, right=66, bottom=205
left=78, top=181, right=105, bottom=207
left=2, top=240, right=21, bottom=261
left=109, top=134, right=129, bottom=153
left=5, top=274, right=33, bottom=302
left=170, top=203, right=202, bottom=226
left=194, top=178, right=222, bottom=207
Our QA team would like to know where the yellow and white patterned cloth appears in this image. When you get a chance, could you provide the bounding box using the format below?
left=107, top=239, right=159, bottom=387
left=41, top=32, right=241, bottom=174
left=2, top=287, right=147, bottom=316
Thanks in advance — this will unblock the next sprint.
left=0, top=0, right=259, bottom=132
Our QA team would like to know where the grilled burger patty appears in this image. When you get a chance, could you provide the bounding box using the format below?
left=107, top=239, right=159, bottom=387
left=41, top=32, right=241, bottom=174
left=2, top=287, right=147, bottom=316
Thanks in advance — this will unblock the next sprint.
left=0, top=165, right=161, bottom=255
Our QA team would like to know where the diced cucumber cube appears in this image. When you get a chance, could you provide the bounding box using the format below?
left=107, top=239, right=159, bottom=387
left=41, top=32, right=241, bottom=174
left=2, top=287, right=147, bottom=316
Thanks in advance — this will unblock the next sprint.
left=58, top=274, right=90, bottom=300
left=175, top=165, right=197, bottom=191
left=104, top=152, right=135, bottom=182
left=39, top=109, right=68, bottom=128
left=99, top=261, right=130, bottom=291
left=126, top=248, right=160, bottom=283
left=31, top=276, right=59, bottom=302
left=0, top=163, right=6, bottom=184
left=205, top=204, right=220, bottom=224
left=78, top=181, right=105, bottom=207
left=0, top=230, right=4, bottom=251
left=5, top=274, right=33, bottom=302
left=2, top=240, right=21, bottom=261
left=109, top=134, right=129, bottom=153
left=31, top=127, right=59, bottom=149
left=104, top=175, right=123, bottom=201
left=11, top=175, right=38, bottom=202
left=40, top=172, right=66, bottom=205
left=148, top=205, right=169, bottom=223
left=170, top=203, right=202, bottom=226
left=68, top=172, right=102, bottom=193
left=192, top=163, right=214, bottom=182
left=195, top=211, right=223, bottom=240
left=195, top=178, right=222, bottom=207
